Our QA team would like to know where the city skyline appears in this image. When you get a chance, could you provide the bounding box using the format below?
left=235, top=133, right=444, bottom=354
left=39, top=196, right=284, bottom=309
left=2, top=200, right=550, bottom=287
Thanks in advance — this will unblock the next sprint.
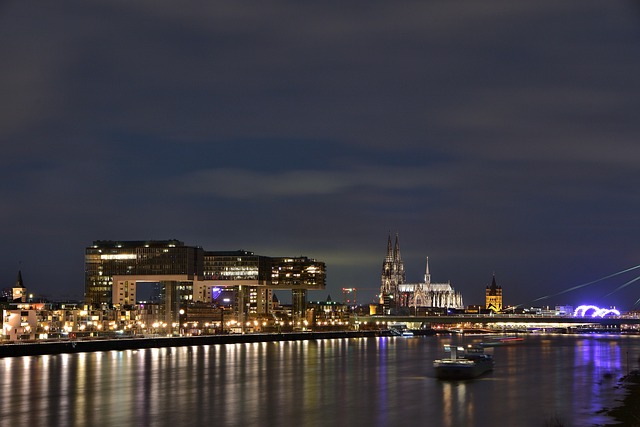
left=2, top=1, right=640, bottom=309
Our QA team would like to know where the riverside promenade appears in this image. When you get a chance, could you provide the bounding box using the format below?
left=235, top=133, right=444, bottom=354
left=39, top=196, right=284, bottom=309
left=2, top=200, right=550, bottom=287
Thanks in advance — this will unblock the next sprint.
left=0, top=330, right=387, bottom=358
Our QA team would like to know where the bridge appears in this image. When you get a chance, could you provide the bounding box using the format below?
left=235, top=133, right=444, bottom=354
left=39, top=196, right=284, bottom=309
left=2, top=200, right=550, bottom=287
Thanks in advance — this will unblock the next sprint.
left=350, top=314, right=640, bottom=329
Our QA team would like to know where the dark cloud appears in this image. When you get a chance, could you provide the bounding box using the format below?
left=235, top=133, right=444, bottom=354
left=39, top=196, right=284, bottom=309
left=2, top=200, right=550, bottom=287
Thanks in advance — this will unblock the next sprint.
left=1, top=0, right=640, bottom=307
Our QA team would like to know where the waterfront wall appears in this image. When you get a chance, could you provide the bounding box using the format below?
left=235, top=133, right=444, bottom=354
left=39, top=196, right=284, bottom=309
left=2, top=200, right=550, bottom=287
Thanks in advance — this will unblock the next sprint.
left=0, top=331, right=385, bottom=358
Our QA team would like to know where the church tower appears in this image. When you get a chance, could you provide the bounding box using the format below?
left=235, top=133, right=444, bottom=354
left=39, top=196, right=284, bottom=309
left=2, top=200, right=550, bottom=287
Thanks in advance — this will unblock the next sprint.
left=13, top=270, right=27, bottom=303
left=485, top=274, right=503, bottom=312
left=380, top=233, right=405, bottom=314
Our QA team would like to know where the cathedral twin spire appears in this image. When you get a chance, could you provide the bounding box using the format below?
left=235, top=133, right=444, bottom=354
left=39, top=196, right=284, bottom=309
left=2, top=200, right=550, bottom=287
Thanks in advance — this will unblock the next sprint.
left=381, top=233, right=405, bottom=302
left=382, top=234, right=433, bottom=286
left=380, top=233, right=464, bottom=312
left=384, top=232, right=402, bottom=264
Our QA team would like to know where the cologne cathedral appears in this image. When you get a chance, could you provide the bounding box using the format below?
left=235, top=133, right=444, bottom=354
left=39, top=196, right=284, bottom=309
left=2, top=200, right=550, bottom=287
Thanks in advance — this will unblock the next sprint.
left=380, top=234, right=464, bottom=314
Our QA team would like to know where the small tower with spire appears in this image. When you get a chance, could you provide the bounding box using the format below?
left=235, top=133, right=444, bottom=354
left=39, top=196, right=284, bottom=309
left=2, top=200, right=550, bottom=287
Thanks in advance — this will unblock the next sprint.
left=13, top=270, right=27, bottom=303
left=424, top=257, right=431, bottom=285
left=485, top=273, right=503, bottom=312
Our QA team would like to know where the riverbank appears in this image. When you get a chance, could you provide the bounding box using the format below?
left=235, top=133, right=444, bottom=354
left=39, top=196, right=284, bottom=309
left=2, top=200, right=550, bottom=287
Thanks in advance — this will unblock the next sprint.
left=606, top=371, right=640, bottom=426
left=0, top=330, right=392, bottom=358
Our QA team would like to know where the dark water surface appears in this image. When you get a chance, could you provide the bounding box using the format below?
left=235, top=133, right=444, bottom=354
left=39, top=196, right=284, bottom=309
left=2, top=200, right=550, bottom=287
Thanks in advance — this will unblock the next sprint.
left=1, top=334, right=637, bottom=427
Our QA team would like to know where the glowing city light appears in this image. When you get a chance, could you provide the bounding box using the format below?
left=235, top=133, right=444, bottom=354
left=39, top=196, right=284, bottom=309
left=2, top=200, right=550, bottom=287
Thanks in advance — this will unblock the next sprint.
left=573, top=305, right=620, bottom=318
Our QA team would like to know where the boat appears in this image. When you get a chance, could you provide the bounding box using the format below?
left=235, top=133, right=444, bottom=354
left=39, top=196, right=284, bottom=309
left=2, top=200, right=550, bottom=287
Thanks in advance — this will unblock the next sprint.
left=388, top=328, right=414, bottom=337
left=433, top=344, right=494, bottom=380
left=479, top=335, right=524, bottom=347
left=389, top=323, right=415, bottom=337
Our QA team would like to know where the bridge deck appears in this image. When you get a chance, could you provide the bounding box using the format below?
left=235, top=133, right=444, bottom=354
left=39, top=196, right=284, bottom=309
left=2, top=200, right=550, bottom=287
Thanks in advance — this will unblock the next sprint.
left=351, top=314, right=640, bottom=326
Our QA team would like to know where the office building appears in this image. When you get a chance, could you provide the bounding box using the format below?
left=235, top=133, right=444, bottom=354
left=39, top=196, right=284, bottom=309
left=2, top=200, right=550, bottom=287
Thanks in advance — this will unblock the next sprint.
left=84, top=240, right=325, bottom=322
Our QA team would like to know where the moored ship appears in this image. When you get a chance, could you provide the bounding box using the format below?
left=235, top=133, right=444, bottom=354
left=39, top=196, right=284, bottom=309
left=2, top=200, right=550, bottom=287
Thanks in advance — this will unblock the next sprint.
left=433, top=344, right=494, bottom=380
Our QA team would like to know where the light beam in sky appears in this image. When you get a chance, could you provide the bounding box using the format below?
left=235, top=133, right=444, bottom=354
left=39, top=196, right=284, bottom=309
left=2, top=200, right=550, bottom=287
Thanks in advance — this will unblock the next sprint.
left=531, top=263, right=640, bottom=303
left=603, top=275, right=640, bottom=298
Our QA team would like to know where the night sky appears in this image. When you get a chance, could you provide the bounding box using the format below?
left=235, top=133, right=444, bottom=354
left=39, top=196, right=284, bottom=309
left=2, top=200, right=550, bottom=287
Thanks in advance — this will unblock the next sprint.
left=2, top=1, right=640, bottom=309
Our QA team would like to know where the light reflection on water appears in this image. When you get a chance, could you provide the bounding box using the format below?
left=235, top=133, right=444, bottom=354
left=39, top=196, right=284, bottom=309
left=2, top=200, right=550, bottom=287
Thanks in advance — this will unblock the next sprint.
left=0, top=334, right=637, bottom=427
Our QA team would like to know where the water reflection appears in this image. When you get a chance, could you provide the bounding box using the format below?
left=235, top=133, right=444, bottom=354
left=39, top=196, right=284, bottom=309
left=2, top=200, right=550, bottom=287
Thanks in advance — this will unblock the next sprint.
left=441, top=381, right=470, bottom=427
left=0, top=335, right=637, bottom=426
left=573, top=337, right=624, bottom=425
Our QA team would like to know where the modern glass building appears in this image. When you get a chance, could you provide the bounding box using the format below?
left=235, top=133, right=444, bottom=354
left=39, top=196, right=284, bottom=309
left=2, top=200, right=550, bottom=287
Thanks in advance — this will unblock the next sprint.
left=270, top=257, right=326, bottom=318
left=202, top=250, right=271, bottom=283
left=85, top=240, right=202, bottom=306
left=84, top=240, right=326, bottom=321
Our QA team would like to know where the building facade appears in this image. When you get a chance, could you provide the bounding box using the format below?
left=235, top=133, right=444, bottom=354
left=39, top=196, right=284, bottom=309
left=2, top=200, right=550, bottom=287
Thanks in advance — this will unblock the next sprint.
left=380, top=234, right=405, bottom=313
left=84, top=240, right=326, bottom=322
left=398, top=257, right=464, bottom=311
left=485, top=274, right=503, bottom=312
left=85, top=239, right=200, bottom=306
left=379, top=234, right=464, bottom=314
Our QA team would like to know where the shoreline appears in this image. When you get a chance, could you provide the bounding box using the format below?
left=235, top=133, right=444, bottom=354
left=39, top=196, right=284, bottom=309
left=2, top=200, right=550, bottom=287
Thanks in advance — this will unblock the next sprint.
left=0, top=330, right=390, bottom=358
left=606, top=371, right=640, bottom=426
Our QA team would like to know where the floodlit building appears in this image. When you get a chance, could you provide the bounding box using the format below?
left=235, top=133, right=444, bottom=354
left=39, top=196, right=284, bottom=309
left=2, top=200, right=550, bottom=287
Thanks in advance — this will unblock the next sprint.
left=380, top=234, right=405, bottom=313
left=399, top=257, right=464, bottom=311
left=379, top=234, right=463, bottom=314
left=485, top=274, right=503, bottom=312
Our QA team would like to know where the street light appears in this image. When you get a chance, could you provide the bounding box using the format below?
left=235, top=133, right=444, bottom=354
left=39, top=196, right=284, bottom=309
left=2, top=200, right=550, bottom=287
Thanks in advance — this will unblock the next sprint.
left=178, top=309, right=185, bottom=335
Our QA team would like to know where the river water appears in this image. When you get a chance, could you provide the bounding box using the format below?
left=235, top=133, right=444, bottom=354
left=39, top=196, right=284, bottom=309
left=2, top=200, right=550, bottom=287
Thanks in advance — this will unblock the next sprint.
left=0, top=334, right=637, bottom=427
